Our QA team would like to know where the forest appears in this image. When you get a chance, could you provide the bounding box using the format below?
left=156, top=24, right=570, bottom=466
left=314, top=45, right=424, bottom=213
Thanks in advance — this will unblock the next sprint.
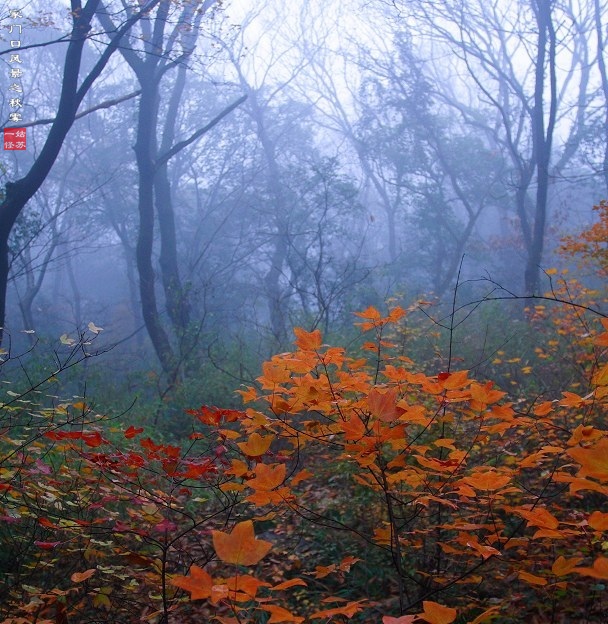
left=0, top=0, right=607, bottom=622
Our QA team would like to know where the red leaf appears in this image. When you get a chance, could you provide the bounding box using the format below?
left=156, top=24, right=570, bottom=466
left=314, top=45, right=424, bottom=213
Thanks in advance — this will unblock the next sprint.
left=125, top=425, right=144, bottom=439
left=34, top=541, right=61, bottom=549
left=38, top=517, right=60, bottom=530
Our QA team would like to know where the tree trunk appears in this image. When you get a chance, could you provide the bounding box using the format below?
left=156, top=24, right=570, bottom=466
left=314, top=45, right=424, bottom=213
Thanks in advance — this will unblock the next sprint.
left=525, top=0, right=557, bottom=295
left=134, top=77, right=177, bottom=377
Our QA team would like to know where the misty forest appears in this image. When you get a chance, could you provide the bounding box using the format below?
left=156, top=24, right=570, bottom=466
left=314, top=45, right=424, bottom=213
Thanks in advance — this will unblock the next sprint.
left=1, top=1, right=608, bottom=622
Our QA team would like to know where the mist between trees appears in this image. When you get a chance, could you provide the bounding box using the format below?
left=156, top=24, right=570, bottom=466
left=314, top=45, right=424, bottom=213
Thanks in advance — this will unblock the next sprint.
left=2, top=3, right=608, bottom=624
left=0, top=0, right=606, bottom=399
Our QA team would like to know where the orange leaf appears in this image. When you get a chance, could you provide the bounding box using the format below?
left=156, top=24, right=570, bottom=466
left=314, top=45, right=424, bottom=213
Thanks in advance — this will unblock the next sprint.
left=588, top=511, right=608, bottom=530
left=573, top=557, right=608, bottom=579
left=560, top=391, right=588, bottom=408
left=237, top=385, right=259, bottom=403
left=237, top=432, right=273, bottom=457
left=354, top=306, right=381, bottom=320
left=259, top=361, right=292, bottom=387
left=291, top=468, right=313, bottom=486
left=551, top=556, right=583, bottom=576
left=70, top=569, right=96, bottom=583
left=533, top=401, right=554, bottom=416
left=567, top=438, right=608, bottom=480
left=467, top=606, right=501, bottom=623
left=314, top=563, right=336, bottom=579
left=367, top=387, right=404, bottom=422
left=420, top=601, right=457, bottom=624
left=469, top=381, right=505, bottom=405
left=309, top=600, right=367, bottom=619
left=338, top=555, right=360, bottom=572
left=223, top=574, right=269, bottom=599
left=388, top=306, right=406, bottom=322
left=460, top=470, right=511, bottom=492
left=458, top=535, right=501, bottom=560
left=171, top=565, right=214, bottom=600
left=294, top=327, right=322, bottom=351
left=592, top=362, right=608, bottom=386
left=248, top=463, right=286, bottom=491
left=212, top=520, right=272, bottom=566
left=383, top=616, right=416, bottom=624
left=341, top=414, right=366, bottom=440
left=226, top=459, right=250, bottom=478
left=271, top=578, right=308, bottom=591
left=567, top=425, right=602, bottom=446
left=518, top=571, right=547, bottom=586
left=260, top=604, right=305, bottom=623
left=440, top=369, right=469, bottom=390
left=516, top=507, right=560, bottom=530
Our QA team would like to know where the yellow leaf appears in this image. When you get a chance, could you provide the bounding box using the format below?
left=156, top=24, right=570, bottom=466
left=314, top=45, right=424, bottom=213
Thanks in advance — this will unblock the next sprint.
left=60, top=334, right=76, bottom=346
left=212, top=520, right=272, bottom=566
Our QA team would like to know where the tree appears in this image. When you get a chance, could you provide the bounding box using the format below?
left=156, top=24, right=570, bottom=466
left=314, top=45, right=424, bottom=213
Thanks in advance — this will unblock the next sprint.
left=0, top=0, right=162, bottom=343
left=400, top=0, right=599, bottom=295
left=352, top=37, right=508, bottom=297
left=96, top=0, right=246, bottom=384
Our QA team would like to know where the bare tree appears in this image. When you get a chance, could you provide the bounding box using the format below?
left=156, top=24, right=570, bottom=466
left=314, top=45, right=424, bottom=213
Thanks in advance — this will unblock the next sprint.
left=401, top=0, right=598, bottom=294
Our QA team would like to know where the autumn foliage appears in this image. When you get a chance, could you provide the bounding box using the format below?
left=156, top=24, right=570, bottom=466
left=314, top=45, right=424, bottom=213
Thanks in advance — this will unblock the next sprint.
left=1, top=216, right=608, bottom=622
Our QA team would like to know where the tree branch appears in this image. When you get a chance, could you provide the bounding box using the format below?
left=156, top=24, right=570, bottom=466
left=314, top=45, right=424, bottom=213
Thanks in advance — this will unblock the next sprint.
left=156, top=94, right=247, bottom=168
left=17, top=90, right=142, bottom=128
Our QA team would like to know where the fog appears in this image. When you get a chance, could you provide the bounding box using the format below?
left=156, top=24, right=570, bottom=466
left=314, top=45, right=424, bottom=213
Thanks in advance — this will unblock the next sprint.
left=0, top=0, right=606, bottom=408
